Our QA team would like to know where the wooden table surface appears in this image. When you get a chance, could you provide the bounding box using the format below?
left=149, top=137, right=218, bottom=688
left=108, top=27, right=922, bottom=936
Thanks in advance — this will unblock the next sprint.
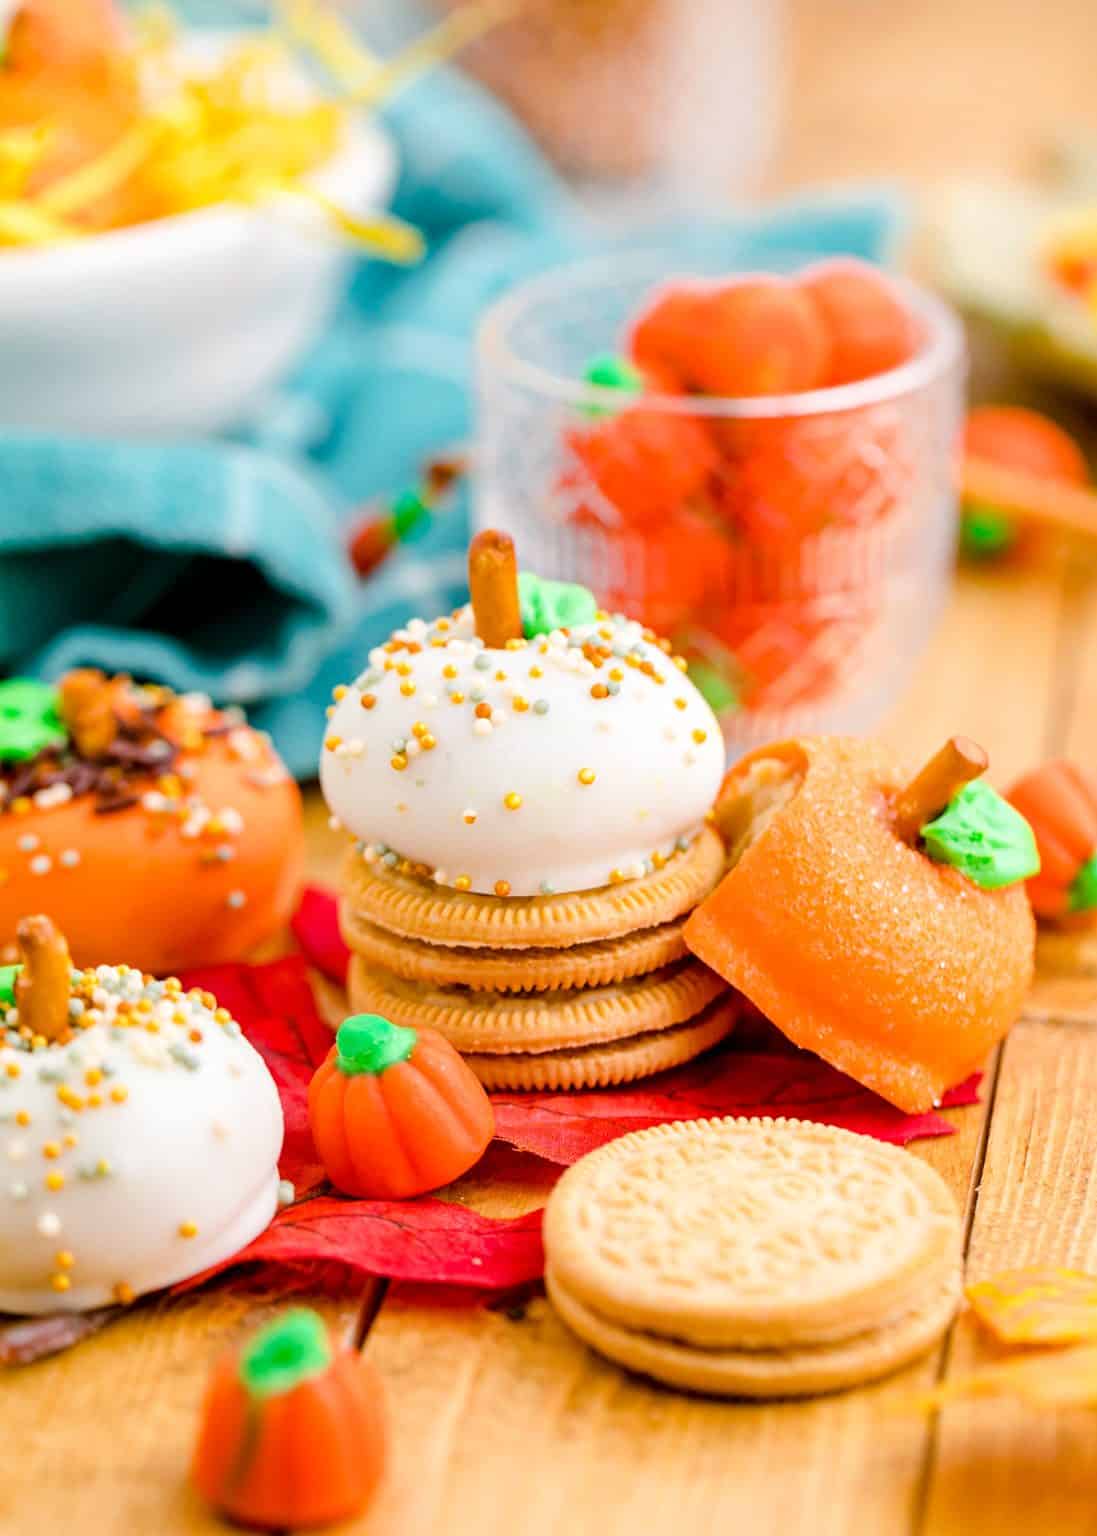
left=9, top=2, right=1097, bottom=1532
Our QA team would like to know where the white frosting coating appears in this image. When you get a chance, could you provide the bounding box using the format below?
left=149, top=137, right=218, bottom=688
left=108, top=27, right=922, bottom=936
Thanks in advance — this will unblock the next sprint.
left=0, top=966, right=283, bottom=1314
left=320, top=605, right=725, bottom=897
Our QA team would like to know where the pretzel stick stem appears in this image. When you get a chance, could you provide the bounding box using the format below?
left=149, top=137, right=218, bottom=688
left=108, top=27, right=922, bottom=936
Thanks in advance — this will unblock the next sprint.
left=893, top=736, right=989, bottom=845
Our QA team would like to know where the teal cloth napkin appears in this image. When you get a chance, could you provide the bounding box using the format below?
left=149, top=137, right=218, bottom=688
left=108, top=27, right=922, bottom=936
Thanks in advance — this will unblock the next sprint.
left=0, top=41, right=905, bottom=778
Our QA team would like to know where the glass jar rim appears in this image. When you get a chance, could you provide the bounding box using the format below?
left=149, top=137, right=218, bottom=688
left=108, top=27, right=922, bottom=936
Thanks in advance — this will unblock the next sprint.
left=477, top=249, right=965, bottom=419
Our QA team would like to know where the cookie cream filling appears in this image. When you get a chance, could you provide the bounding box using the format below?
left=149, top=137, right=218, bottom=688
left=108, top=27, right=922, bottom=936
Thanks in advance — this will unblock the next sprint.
left=320, top=606, right=725, bottom=897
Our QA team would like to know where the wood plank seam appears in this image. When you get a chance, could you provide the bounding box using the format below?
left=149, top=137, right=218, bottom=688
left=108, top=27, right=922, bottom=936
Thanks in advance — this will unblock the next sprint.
left=910, top=1041, right=1006, bottom=1536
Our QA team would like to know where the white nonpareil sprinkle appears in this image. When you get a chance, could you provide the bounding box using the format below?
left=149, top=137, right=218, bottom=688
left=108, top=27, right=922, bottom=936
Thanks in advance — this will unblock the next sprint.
left=37, top=1211, right=61, bottom=1238
left=34, top=783, right=73, bottom=810
left=29, top=855, right=52, bottom=876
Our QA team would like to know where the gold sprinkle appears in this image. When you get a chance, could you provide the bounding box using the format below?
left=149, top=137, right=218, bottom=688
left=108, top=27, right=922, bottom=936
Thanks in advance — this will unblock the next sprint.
left=325, top=706, right=335, bottom=719
left=609, top=869, right=626, bottom=884
left=504, top=792, right=523, bottom=811
left=449, top=691, right=466, bottom=705
left=652, top=850, right=667, bottom=870
left=55, top=1250, right=74, bottom=1270
left=692, top=729, right=708, bottom=744
left=86, top=1093, right=103, bottom=1109
left=110, top=1086, right=128, bottom=1105
left=463, top=811, right=477, bottom=825
left=454, top=875, right=471, bottom=891
left=475, top=702, right=492, bottom=719
left=5, top=1063, right=21, bottom=1080
left=420, top=733, right=437, bottom=751
left=591, top=684, right=609, bottom=700
left=495, top=670, right=507, bottom=682
left=609, top=668, right=624, bottom=682
left=15, top=1109, right=29, bottom=1125
left=505, top=638, right=527, bottom=651
left=45, top=1171, right=64, bottom=1192
left=114, top=1282, right=135, bottom=1305
left=333, top=685, right=348, bottom=701
left=512, top=697, right=529, bottom=713
left=396, top=662, right=413, bottom=677
left=63, top=1133, right=77, bottom=1148
left=529, top=665, right=543, bottom=679
left=494, top=880, right=512, bottom=897
left=391, top=754, right=409, bottom=772
left=42, top=1141, right=61, bottom=1160
left=324, top=735, right=342, bottom=752
left=50, top=1273, right=71, bottom=1293
left=11, top=797, right=31, bottom=815
left=577, top=768, right=596, bottom=786
left=674, top=698, right=688, bottom=711
left=400, top=681, right=416, bottom=697
left=178, top=1221, right=198, bottom=1239
left=674, top=655, right=689, bottom=672
left=443, top=664, right=458, bottom=679
left=360, top=693, right=376, bottom=710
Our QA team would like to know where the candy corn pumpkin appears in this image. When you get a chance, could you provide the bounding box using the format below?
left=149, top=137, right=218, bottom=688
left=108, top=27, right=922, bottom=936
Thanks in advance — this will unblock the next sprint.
left=1006, top=760, right=1097, bottom=922
left=191, top=1309, right=386, bottom=1530
left=308, top=1013, right=495, bottom=1199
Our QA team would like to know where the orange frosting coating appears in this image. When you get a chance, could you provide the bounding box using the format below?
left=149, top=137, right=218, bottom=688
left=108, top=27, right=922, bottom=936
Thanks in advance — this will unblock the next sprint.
left=684, top=737, right=1035, bottom=1112
left=0, top=731, right=303, bottom=973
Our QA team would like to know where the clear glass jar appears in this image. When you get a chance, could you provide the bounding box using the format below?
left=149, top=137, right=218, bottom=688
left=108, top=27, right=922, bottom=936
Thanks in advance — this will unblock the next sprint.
left=475, top=252, right=966, bottom=756
left=425, top=0, right=783, bottom=203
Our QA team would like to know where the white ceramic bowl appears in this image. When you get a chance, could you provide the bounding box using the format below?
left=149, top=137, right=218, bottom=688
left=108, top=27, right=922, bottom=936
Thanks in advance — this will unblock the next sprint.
left=0, top=35, right=397, bottom=435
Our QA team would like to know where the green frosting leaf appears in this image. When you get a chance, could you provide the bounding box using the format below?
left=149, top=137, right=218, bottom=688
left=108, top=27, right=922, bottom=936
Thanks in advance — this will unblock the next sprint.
left=518, top=572, right=598, bottom=638
left=239, top=1309, right=332, bottom=1398
left=0, top=679, right=66, bottom=764
left=0, top=964, right=20, bottom=1007
left=960, top=502, right=1017, bottom=559
left=336, top=1013, right=417, bottom=1076
left=581, top=353, right=645, bottom=417
left=921, top=780, right=1041, bottom=889
left=1068, top=852, right=1097, bottom=914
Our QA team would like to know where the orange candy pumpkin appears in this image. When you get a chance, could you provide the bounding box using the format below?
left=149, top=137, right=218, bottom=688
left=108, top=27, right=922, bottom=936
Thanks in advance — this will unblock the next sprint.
left=309, top=1013, right=495, bottom=1199
left=1006, top=760, right=1097, bottom=922
left=192, top=1308, right=386, bottom=1531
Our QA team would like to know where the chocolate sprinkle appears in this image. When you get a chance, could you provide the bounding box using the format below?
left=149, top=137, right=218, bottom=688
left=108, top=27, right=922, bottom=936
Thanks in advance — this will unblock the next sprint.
left=1, top=679, right=220, bottom=815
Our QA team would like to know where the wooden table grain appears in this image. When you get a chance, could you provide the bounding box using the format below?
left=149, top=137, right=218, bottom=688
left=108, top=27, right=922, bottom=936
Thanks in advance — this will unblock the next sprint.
left=8, top=2, right=1097, bottom=1531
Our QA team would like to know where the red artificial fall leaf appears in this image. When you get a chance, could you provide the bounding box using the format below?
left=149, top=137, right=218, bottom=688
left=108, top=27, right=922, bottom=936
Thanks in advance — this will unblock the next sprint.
left=491, top=1046, right=980, bottom=1167
left=178, top=1194, right=544, bottom=1294
left=291, top=885, right=351, bottom=986
left=180, top=956, right=331, bottom=1194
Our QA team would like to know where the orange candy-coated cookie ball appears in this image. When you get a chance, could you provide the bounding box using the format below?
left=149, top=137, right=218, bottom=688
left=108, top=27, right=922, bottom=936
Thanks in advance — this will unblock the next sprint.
left=0, top=674, right=304, bottom=973
left=192, top=1308, right=386, bottom=1531
left=685, top=737, right=1035, bottom=1112
left=800, top=260, right=919, bottom=386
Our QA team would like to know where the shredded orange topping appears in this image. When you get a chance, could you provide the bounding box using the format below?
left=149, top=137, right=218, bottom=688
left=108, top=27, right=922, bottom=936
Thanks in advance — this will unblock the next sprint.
left=0, top=0, right=511, bottom=252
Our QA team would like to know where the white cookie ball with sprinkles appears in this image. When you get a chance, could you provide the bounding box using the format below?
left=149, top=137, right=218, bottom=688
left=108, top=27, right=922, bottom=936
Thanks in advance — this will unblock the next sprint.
left=321, top=531, right=725, bottom=898
left=0, top=916, right=283, bottom=1315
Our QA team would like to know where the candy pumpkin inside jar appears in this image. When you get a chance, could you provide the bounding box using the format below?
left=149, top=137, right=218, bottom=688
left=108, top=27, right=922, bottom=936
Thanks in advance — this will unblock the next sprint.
left=191, top=1308, right=386, bottom=1531
left=308, top=1013, right=495, bottom=1199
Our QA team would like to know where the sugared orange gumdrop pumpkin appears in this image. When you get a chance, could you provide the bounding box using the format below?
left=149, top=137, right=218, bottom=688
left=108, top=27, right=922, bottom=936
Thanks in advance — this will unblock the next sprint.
left=1006, top=760, right=1097, bottom=923
left=191, top=1308, right=386, bottom=1531
left=308, top=1013, right=495, bottom=1199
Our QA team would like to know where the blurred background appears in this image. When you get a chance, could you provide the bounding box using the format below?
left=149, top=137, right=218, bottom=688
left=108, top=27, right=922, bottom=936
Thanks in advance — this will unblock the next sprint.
left=2, top=0, right=1097, bottom=784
